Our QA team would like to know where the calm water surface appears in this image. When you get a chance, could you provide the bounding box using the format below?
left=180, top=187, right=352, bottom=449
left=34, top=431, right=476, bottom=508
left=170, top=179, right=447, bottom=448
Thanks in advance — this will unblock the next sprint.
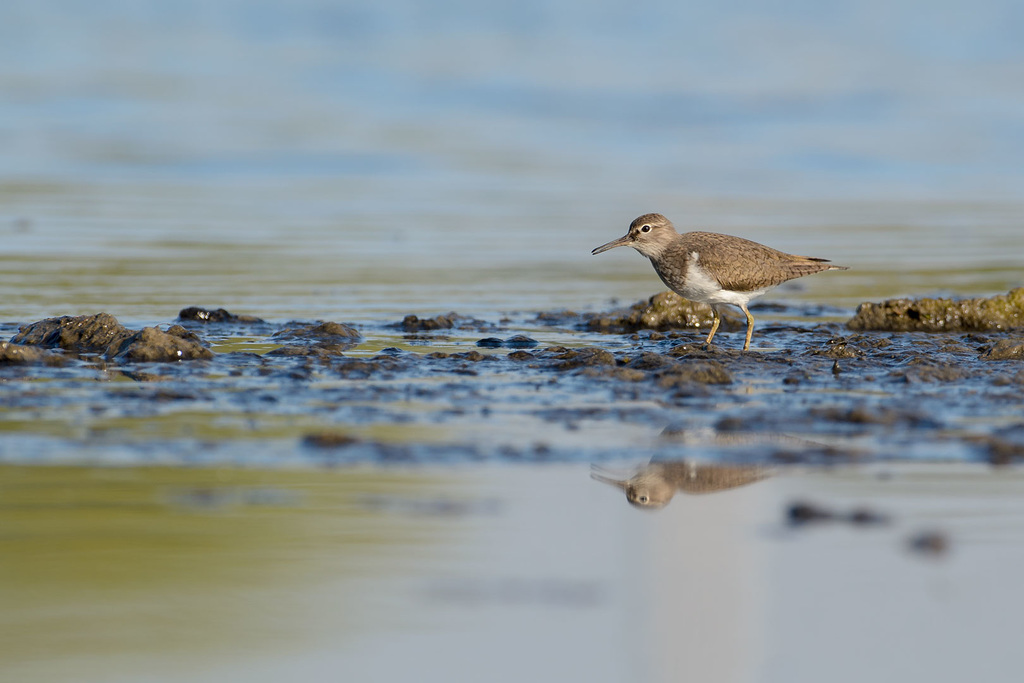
left=2, top=1, right=1023, bottom=324
left=5, top=463, right=1024, bottom=683
left=3, top=2, right=1024, bottom=681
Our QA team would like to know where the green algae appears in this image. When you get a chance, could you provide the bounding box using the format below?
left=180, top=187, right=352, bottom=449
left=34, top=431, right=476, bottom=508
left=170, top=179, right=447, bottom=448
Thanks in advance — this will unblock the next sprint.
left=847, top=288, right=1024, bottom=332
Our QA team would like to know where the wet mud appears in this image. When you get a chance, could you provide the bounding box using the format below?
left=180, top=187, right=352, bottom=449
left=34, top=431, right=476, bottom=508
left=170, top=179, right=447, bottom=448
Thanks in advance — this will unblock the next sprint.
left=3, top=290, right=1024, bottom=467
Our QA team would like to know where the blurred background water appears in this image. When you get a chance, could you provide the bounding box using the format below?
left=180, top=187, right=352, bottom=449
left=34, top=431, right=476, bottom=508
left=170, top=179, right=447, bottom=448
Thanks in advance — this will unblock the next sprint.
left=2, top=0, right=1023, bottom=323
left=4, top=4, right=1024, bottom=682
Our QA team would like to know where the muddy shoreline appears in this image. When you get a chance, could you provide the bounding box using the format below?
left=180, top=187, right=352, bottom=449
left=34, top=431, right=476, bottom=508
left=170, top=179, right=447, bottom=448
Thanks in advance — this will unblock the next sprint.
left=3, top=291, right=1024, bottom=467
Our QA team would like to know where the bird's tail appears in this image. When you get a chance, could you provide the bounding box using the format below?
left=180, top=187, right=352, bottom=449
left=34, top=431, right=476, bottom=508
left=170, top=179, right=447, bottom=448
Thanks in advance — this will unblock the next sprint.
left=798, top=255, right=848, bottom=271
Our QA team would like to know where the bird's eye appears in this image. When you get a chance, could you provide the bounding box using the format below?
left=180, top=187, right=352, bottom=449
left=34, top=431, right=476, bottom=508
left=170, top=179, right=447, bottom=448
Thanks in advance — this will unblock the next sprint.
left=637, top=495, right=649, bottom=504
left=640, top=225, right=652, bottom=233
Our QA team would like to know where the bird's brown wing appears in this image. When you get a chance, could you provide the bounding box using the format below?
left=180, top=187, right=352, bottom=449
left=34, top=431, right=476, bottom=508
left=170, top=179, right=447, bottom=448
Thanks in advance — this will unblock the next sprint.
left=685, top=232, right=842, bottom=292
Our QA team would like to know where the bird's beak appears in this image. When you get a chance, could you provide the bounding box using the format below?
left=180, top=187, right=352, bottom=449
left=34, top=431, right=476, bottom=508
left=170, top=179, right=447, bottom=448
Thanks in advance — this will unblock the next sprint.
left=589, top=465, right=630, bottom=490
left=591, top=233, right=632, bottom=255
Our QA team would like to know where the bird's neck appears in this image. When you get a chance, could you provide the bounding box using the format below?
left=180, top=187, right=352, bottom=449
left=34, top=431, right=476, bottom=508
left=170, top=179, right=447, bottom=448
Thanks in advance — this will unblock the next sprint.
left=634, top=238, right=675, bottom=261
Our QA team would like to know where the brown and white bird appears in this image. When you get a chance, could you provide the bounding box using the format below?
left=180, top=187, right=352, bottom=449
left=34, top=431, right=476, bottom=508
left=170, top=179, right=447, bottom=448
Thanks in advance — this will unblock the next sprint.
left=592, top=213, right=847, bottom=350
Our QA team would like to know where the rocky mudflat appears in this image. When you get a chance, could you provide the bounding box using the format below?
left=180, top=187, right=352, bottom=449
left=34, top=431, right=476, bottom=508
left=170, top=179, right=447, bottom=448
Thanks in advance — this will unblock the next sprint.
left=3, top=293, right=1024, bottom=466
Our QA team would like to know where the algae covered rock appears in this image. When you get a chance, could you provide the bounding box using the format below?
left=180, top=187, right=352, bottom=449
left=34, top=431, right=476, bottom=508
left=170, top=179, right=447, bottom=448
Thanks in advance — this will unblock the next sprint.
left=400, top=313, right=458, bottom=332
left=585, top=291, right=742, bottom=333
left=847, top=288, right=1024, bottom=332
left=11, top=313, right=134, bottom=354
left=10, top=313, right=211, bottom=362
left=110, top=325, right=214, bottom=362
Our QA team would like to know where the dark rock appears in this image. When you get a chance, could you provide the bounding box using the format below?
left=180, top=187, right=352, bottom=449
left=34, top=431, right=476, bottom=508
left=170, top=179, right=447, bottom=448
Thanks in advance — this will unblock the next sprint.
left=0, top=341, right=65, bottom=366
left=401, top=313, right=458, bottom=332
left=12, top=313, right=133, bottom=354
left=476, top=337, right=504, bottom=348
left=110, top=326, right=214, bottom=362
left=165, top=325, right=203, bottom=343
left=11, top=313, right=211, bottom=362
left=177, top=306, right=266, bottom=324
left=504, top=335, right=539, bottom=349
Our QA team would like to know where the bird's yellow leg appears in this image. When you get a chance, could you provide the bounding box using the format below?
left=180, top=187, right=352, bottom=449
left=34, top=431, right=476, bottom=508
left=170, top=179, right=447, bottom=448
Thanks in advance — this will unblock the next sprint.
left=741, top=305, right=755, bottom=351
left=704, top=307, right=721, bottom=346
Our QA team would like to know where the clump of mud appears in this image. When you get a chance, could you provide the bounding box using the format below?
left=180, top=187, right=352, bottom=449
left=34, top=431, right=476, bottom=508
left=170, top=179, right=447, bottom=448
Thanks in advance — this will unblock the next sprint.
left=269, top=321, right=363, bottom=356
left=399, top=313, right=459, bottom=331
left=397, top=312, right=494, bottom=333
left=583, top=291, right=742, bottom=333
left=981, top=339, right=1024, bottom=361
left=10, top=313, right=213, bottom=362
left=847, top=288, right=1024, bottom=332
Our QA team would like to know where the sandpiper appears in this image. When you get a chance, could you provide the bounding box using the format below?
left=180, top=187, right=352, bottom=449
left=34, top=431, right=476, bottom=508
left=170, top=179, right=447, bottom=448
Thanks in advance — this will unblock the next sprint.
left=592, top=213, right=848, bottom=350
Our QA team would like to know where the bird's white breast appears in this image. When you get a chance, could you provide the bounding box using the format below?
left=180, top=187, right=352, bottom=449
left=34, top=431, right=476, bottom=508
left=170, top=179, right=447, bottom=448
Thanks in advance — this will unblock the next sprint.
left=673, top=251, right=768, bottom=307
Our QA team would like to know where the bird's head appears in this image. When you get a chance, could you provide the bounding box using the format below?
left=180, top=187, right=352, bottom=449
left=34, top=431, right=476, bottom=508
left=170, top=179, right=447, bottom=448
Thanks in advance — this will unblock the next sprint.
left=591, top=213, right=679, bottom=259
left=590, top=465, right=676, bottom=510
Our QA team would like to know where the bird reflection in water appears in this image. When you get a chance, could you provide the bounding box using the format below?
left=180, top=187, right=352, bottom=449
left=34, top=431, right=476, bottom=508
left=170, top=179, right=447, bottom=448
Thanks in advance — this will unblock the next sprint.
left=592, top=427, right=838, bottom=508
left=591, top=460, right=774, bottom=509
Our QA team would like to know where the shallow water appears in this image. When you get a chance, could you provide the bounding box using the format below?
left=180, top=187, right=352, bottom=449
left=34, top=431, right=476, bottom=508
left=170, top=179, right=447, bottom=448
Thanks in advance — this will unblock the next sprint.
left=5, top=463, right=1024, bottom=683
left=3, top=1, right=1024, bottom=681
